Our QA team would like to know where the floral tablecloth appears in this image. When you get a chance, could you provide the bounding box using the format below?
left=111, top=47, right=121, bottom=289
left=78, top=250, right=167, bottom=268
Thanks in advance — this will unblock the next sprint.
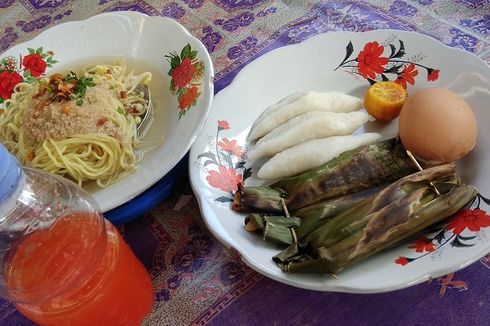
left=1, top=1, right=489, bottom=325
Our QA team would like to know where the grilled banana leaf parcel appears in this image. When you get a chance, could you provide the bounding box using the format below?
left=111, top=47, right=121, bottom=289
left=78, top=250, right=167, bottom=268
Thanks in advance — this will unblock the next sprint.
left=244, top=163, right=457, bottom=248
left=233, top=138, right=418, bottom=213
left=244, top=190, right=371, bottom=246
left=244, top=214, right=301, bottom=246
left=273, top=164, right=478, bottom=274
left=299, top=163, right=457, bottom=252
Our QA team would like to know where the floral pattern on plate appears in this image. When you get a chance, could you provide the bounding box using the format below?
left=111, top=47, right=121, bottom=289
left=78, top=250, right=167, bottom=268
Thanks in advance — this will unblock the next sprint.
left=396, top=195, right=490, bottom=266
left=196, top=120, right=250, bottom=202
left=335, top=37, right=440, bottom=88
left=189, top=29, right=490, bottom=292
left=0, top=47, right=56, bottom=103
left=165, top=43, right=205, bottom=119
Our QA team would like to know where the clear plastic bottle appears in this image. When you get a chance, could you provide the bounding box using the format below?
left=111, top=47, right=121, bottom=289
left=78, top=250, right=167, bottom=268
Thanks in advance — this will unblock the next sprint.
left=0, top=144, right=154, bottom=325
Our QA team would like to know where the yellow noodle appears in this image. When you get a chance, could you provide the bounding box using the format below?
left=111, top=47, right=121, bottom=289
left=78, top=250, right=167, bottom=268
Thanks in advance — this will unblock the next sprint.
left=0, top=64, right=151, bottom=187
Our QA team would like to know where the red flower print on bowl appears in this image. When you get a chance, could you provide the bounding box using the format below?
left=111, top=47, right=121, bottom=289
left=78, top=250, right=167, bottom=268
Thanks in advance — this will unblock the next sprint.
left=196, top=120, right=251, bottom=203
left=0, top=47, right=57, bottom=103
left=22, top=53, right=47, bottom=77
left=0, top=71, right=22, bottom=100
left=335, top=37, right=439, bottom=88
left=165, top=44, right=205, bottom=119
left=394, top=195, right=490, bottom=267
left=356, top=41, right=389, bottom=80
left=172, top=58, right=195, bottom=90
left=178, top=86, right=199, bottom=110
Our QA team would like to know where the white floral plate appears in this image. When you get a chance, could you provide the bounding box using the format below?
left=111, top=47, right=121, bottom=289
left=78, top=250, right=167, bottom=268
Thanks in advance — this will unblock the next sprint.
left=0, top=12, right=214, bottom=212
left=189, top=30, right=490, bottom=293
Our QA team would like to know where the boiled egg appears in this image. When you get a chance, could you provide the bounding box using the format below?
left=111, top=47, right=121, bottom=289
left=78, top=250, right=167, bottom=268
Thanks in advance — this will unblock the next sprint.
left=398, top=88, right=477, bottom=163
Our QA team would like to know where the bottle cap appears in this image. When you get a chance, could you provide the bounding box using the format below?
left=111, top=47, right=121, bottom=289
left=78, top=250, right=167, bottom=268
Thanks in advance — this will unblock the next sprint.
left=0, top=144, right=21, bottom=202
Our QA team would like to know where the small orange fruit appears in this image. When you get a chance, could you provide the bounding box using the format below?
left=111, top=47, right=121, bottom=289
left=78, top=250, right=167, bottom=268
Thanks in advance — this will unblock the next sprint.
left=364, top=81, right=407, bottom=122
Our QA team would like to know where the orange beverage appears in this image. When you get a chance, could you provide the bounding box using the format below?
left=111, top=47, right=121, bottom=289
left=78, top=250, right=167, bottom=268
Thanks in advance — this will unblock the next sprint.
left=5, top=211, right=154, bottom=326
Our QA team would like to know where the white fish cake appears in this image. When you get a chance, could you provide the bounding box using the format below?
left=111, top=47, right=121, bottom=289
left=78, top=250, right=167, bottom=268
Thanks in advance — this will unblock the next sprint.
left=257, top=133, right=381, bottom=180
left=248, top=110, right=370, bottom=159
left=248, top=91, right=363, bottom=141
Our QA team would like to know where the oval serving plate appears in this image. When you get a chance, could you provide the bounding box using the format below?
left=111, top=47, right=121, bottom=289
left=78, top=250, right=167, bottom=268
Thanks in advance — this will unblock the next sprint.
left=0, top=12, right=214, bottom=214
left=189, top=29, right=490, bottom=293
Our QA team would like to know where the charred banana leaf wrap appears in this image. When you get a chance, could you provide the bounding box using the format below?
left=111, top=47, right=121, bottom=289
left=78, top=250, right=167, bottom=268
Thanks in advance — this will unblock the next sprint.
left=234, top=138, right=418, bottom=213
left=274, top=163, right=478, bottom=274
left=240, top=138, right=479, bottom=275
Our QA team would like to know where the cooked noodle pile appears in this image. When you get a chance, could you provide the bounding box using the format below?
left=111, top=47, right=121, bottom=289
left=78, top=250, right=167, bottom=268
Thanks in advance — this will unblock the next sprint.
left=0, top=64, right=151, bottom=187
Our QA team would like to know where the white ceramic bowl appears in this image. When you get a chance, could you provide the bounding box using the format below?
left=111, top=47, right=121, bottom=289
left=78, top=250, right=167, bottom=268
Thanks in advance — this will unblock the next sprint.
left=0, top=12, right=214, bottom=212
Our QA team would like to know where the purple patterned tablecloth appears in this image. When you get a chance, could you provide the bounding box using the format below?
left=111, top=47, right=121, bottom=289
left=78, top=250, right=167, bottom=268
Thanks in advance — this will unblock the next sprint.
left=1, top=1, right=489, bottom=325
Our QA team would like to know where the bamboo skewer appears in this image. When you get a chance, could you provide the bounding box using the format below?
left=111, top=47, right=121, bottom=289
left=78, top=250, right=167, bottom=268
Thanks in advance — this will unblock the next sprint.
left=281, top=198, right=298, bottom=244
left=406, top=150, right=440, bottom=195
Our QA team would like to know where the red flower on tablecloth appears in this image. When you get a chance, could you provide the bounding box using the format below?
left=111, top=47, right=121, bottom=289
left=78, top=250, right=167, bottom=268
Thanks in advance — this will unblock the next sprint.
left=356, top=41, right=389, bottom=79
left=206, top=166, right=243, bottom=193
left=178, top=86, right=199, bottom=110
left=218, top=138, right=243, bottom=158
left=197, top=120, right=251, bottom=202
left=172, top=58, right=195, bottom=90
left=445, top=209, right=490, bottom=235
left=394, top=63, right=418, bottom=89
left=336, top=38, right=440, bottom=88
left=22, top=53, right=47, bottom=77
left=165, top=44, right=205, bottom=119
left=427, top=69, right=440, bottom=81
left=218, top=120, right=230, bottom=130
left=436, top=273, right=468, bottom=297
left=0, top=71, right=22, bottom=100
left=408, top=237, right=435, bottom=253
left=0, top=47, right=57, bottom=103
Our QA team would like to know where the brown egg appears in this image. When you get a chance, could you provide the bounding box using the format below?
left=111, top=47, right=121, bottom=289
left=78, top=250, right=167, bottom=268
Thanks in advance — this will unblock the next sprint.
left=398, top=88, right=477, bottom=163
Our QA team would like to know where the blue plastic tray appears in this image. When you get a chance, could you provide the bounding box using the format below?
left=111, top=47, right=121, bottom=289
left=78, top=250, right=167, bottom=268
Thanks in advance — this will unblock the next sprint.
left=104, top=155, right=188, bottom=225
